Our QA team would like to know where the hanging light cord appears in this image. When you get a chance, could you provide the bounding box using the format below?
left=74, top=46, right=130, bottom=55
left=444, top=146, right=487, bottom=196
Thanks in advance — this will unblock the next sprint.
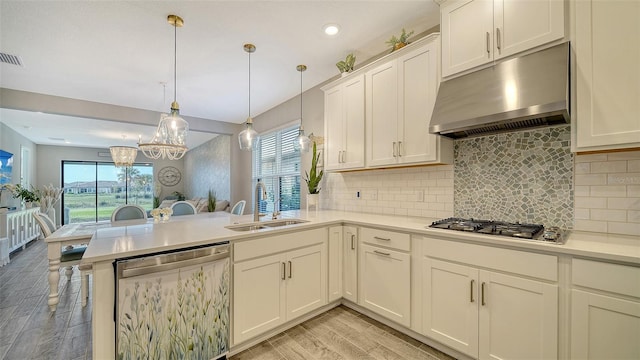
left=248, top=50, right=251, bottom=118
left=299, top=68, right=303, bottom=126
left=173, top=21, right=177, bottom=104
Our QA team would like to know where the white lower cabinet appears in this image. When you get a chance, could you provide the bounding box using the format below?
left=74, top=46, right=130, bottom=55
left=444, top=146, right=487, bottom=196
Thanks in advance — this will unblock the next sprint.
left=233, top=230, right=327, bottom=345
left=359, top=228, right=411, bottom=327
left=422, top=237, right=558, bottom=359
left=571, top=259, right=640, bottom=359
left=342, top=226, right=358, bottom=303
left=328, top=226, right=343, bottom=302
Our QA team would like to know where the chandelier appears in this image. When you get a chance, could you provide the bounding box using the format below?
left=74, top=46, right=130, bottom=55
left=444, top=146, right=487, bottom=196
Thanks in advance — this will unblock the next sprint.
left=238, top=43, right=259, bottom=151
left=110, top=145, right=138, bottom=168
left=139, top=14, right=189, bottom=160
left=293, top=64, right=311, bottom=153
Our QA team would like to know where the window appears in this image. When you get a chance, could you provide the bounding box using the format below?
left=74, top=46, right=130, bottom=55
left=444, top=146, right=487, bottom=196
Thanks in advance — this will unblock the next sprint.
left=252, top=125, right=301, bottom=213
left=61, top=161, right=154, bottom=224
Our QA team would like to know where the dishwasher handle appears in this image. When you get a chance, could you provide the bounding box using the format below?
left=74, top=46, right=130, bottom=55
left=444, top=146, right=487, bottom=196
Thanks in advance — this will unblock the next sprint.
left=119, top=244, right=229, bottom=279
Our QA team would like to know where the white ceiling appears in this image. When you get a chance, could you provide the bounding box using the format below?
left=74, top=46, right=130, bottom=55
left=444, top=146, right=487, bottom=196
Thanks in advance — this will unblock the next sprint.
left=0, top=1, right=440, bottom=149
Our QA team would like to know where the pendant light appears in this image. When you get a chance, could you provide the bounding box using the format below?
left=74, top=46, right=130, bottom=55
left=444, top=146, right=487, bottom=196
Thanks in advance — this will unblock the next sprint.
left=293, top=64, right=311, bottom=153
left=138, top=14, right=189, bottom=160
left=110, top=135, right=137, bottom=168
left=238, top=43, right=259, bottom=151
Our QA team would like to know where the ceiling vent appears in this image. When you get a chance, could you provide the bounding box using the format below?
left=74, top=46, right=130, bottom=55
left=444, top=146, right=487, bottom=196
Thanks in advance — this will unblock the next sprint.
left=0, top=52, right=24, bottom=67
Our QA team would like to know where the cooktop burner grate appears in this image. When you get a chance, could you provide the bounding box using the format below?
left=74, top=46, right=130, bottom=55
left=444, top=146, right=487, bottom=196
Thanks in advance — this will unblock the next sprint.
left=429, top=218, right=562, bottom=244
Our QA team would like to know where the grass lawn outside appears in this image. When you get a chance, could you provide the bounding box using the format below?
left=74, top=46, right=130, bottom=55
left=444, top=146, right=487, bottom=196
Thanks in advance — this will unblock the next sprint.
left=64, top=192, right=153, bottom=223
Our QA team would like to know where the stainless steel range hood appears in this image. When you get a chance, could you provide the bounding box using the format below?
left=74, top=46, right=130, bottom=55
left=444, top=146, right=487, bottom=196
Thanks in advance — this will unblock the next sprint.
left=430, top=42, right=570, bottom=139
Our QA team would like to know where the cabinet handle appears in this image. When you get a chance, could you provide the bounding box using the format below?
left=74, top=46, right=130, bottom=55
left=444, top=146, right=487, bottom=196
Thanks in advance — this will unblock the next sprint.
left=373, top=236, right=391, bottom=241
left=341, top=150, right=346, bottom=163
left=481, top=282, right=486, bottom=306
left=398, top=141, right=403, bottom=157
left=373, top=250, right=390, bottom=256
left=282, top=262, right=286, bottom=280
left=470, top=279, right=475, bottom=303
left=351, top=234, right=355, bottom=250
left=288, top=260, right=292, bottom=279
left=392, top=142, right=397, bottom=157
left=338, top=151, right=342, bottom=164
left=486, top=32, right=491, bottom=56
left=496, top=28, right=501, bottom=51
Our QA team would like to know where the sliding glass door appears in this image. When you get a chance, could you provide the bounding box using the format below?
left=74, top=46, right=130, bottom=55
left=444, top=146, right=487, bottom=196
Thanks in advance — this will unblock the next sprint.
left=62, top=161, right=154, bottom=224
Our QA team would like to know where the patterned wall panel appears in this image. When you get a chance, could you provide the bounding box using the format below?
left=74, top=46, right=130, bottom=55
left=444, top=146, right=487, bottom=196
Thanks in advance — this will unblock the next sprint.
left=184, top=135, right=230, bottom=202
left=454, top=125, right=573, bottom=228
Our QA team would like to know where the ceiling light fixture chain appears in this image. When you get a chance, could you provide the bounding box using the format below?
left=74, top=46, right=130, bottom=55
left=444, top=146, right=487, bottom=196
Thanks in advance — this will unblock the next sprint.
left=238, top=43, right=259, bottom=151
left=294, top=64, right=310, bottom=153
left=138, top=14, right=189, bottom=160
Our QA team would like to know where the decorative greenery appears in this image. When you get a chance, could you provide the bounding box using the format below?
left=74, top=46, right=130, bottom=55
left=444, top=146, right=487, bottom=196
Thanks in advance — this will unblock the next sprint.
left=336, top=53, right=356, bottom=74
left=118, top=260, right=229, bottom=360
left=386, top=28, right=414, bottom=52
left=207, top=190, right=217, bottom=212
left=304, top=142, right=324, bottom=194
left=3, top=184, right=40, bottom=203
left=153, top=196, right=160, bottom=209
left=172, top=191, right=186, bottom=201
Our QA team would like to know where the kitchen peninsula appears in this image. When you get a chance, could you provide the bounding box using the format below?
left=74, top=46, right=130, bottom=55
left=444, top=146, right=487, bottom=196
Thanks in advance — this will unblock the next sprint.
left=83, top=210, right=640, bottom=360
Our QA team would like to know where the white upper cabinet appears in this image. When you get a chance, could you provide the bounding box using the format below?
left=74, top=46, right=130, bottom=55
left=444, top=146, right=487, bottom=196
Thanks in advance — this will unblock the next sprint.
left=573, top=0, right=640, bottom=151
left=366, top=35, right=453, bottom=168
left=441, top=0, right=565, bottom=77
left=323, top=74, right=365, bottom=171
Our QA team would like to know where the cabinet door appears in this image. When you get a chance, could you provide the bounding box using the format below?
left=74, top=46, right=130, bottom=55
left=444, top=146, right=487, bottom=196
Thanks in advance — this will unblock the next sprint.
left=366, top=61, right=399, bottom=167
left=342, top=75, right=365, bottom=170
left=343, top=226, right=358, bottom=303
left=328, top=226, right=343, bottom=302
left=478, top=271, right=558, bottom=360
left=398, top=41, right=440, bottom=164
left=575, top=0, right=640, bottom=151
left=285, top=243, right=327, bottom=321
left=494, top=0, right=564, bottom=59
left=324, top=85, right=344, bottom=170
left=233, top=253, right=286, bottom=344
left=441, top=0, right=494, bottom=77
left=571, top=290, right=640, bottom=359
left=359, top=243, right=410, bottom=327
left=423, top=257, right=479, bottom=357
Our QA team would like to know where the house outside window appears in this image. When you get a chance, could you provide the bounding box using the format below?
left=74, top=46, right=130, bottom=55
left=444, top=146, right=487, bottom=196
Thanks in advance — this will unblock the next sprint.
left=252, top=125, right=301, bottom=214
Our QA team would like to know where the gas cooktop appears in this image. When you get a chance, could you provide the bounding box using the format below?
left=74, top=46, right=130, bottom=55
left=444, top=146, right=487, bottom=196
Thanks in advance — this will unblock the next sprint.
left=428, top=218, right=564, bottom=244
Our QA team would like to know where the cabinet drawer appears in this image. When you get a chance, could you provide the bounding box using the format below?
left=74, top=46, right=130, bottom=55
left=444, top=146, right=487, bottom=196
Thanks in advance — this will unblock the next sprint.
left=360, top=227, right=410, bottom=252
left=234, top=228, right=326, bottom=262
left=572, top=259, right=640, bottom=298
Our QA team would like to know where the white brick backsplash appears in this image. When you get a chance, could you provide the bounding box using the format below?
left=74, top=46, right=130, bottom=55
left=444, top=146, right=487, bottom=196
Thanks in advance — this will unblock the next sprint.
left=575, top=173, right=607, bottom=186
left=590, top=209, right=627, bottom=222
left=629, top=185, right=640, bottom=197
left=608, top=197, right=640, bottom=210
left=574, top=208, right=590, bottom=220
left=575, top=196, right=607, bottom=209
left=629, top=160, right=640, bottom=172
left=607, top=151, right=640, bottom=161
left=575, top=162, right=591, bottom=174
left=575, top=154, right=608, bottom=163
left=608, top=173, right=640, bottom=185
left=321, top=165, right=454, bottom=219
left=574, top=186, right=590, bottom=197
left=607, top=222, right=640, bottom=236
left=590, top=161, right=627, bottom=173
left=574, top=219, right=608, bottom=233
left=628, top=210, right=640, bottom=223
left=590, top=185, right=627, bottom=198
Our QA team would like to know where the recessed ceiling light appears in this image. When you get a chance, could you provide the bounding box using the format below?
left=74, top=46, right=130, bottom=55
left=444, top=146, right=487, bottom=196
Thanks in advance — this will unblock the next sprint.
left=323, top=23, right=340, bottom=36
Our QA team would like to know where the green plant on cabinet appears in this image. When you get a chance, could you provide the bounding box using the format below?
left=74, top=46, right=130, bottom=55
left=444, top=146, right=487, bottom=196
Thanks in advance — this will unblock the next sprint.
left=386, top=28, right=414, bottom=52
left=336, top=53, right=356, bottom=74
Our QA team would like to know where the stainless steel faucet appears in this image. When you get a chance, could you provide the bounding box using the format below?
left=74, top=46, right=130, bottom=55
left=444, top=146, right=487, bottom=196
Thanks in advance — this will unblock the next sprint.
left=254, top=180, right=267, bottom=222
left=272, top=199, right=280, bottom=220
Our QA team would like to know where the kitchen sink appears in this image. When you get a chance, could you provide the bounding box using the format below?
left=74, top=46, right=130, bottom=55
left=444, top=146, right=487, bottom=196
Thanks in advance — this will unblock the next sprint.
left=225, top=219, right=308, bottom=232
left=263, top=219, right=309, bottom=227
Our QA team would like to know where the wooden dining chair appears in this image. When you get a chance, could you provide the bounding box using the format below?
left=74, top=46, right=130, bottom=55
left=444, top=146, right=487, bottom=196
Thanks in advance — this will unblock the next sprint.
left=33, top=212, right=91, bottom=306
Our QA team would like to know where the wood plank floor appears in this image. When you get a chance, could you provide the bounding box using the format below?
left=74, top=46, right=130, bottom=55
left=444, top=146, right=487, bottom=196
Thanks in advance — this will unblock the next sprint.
left=1, top=240, right=455, bottom=360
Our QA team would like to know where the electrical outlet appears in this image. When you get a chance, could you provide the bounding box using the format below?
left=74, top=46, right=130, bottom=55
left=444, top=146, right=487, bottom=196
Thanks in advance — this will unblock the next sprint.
left=356, top=191, right=361, bottom=199
left=416, top=190, right=424, bottom=202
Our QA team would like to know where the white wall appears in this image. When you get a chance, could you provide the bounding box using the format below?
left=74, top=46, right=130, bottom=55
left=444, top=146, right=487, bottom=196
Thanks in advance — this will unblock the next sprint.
left=0, top=122, right=37, bottom=208
left=184, top=135, right=230, bottom=202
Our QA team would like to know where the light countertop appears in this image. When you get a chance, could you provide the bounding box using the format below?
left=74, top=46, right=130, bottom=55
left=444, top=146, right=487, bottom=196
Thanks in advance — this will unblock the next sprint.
left=81, top=210, right=640, bottom=265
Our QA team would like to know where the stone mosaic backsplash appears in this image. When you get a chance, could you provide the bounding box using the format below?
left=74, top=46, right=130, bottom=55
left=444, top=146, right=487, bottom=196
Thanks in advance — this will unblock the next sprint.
left=454, top=125, right=574, bottom=229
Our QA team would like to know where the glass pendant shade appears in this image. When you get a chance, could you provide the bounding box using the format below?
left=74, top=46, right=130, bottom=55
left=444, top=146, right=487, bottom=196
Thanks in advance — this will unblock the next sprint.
left=293, top=126, right=311, bottom=152
left=139, top=14, right=189, bottom=160
left=238, top=117, right=259, bottom=151
left=109, top=146, right=138, bottom=167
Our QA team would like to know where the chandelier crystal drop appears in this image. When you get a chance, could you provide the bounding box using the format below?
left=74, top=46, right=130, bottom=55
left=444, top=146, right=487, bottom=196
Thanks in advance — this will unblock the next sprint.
left=110, top=145, right=137, bottom=168
left=139, top=14, right=189, bottom=160
left=239, top=43, right=259, bottom=151
left=293, top=64, right=311, bottom=153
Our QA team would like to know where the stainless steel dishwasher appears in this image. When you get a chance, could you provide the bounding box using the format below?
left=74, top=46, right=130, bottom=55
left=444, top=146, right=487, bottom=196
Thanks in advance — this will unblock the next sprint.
left=116, top=242, right=229, bottom=360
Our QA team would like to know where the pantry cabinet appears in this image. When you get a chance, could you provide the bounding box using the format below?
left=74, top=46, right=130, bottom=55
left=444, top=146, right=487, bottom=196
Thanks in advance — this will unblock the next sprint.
left=323, top=74, right=365, bottom=171
left=440, top=0, right=564, bottom=77
left=233, top=229, right=327, bottom=344
left=573, top=0, right=640, bottom=151
left=366, top=35, right=452, bottom=168
left=422, top=237, right=558, bottom=359
left=359, top=228, right=411, bottom=327
left=571, top=259, right=640, bottom=359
